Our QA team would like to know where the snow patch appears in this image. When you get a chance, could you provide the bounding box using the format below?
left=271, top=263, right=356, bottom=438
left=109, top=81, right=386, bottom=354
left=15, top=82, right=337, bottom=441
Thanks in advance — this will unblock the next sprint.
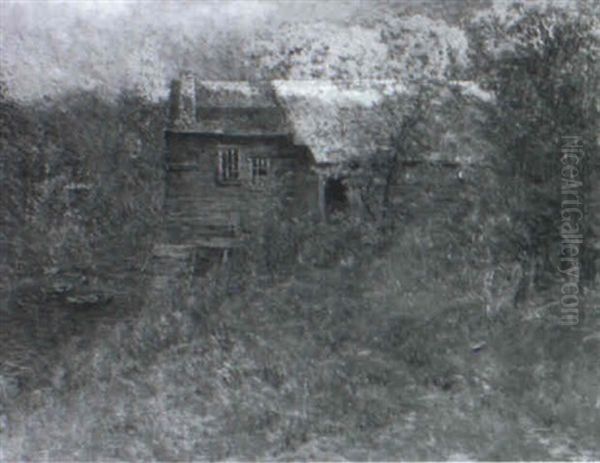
left=451, top=81, right=496, bottom=103
left=273, top=80, right=407, bottom=107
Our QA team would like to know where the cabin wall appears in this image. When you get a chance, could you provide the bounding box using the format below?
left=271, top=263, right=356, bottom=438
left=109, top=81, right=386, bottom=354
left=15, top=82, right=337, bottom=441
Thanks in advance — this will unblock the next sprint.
left=164, top=132, right=317, bottom=244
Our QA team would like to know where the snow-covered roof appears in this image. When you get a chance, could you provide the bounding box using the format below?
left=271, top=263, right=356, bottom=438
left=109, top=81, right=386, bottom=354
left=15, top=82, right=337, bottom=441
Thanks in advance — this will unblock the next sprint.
left=272, top=79, right=410, bottom=163
left=190, top=80, right=289, bottom=135
left=171, top=76, right=493, bottom=165
left=196, top=81, right=279, bottom=108
left=271, top=80, right=494, bottom=165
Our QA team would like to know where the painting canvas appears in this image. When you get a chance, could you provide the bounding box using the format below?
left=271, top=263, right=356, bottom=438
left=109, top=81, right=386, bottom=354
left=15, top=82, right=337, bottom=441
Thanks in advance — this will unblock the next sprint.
left=1, top=0, right=599, bottom=460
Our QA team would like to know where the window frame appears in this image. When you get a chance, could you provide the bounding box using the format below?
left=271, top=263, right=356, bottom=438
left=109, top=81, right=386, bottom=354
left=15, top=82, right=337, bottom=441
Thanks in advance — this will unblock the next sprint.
left=250, top=156, right=270, bottom=187
left=217, top=146, right=240, bottom=185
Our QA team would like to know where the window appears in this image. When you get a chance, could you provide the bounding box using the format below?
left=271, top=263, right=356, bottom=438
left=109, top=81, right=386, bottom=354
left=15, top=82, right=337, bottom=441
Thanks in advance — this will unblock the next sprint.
left=251, top=157, right=269, bottom=185
left=218, top=148, right=239, bottom=183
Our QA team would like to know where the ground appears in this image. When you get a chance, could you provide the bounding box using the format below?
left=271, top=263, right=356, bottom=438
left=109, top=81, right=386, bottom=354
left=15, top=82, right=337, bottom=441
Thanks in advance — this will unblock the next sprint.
left=2, top=221, right=599, bottom=461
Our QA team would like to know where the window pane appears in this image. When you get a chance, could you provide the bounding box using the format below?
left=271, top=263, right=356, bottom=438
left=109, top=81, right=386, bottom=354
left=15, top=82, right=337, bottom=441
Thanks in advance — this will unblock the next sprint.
left=251, top=157, right=269, bottom=184
left=218, top=148, right=239, bottom=182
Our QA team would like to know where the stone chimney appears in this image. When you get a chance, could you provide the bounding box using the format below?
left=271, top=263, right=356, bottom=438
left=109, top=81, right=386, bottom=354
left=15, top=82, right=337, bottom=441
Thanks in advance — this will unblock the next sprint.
left=171, top=70, right=196, bottom=128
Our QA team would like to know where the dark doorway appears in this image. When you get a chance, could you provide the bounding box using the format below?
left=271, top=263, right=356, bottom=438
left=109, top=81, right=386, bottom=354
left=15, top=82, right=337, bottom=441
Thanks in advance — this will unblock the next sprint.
left=325, top=177, right=348, bottom=217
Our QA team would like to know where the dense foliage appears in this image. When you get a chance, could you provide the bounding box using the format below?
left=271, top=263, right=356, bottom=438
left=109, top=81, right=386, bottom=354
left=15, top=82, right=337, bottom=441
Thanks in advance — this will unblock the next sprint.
left=0, top=90, right=166, bottom=394
left=467, top=2, right=600, bottom=289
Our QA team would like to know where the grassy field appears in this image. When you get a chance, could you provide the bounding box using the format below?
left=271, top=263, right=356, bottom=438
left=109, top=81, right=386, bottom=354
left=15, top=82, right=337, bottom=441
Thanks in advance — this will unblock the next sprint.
left=2, top=219, right=599, bottom=461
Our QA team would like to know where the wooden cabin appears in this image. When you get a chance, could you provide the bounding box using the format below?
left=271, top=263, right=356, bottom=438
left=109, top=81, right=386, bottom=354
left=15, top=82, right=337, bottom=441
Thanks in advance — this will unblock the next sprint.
left=163, top=74, right=487, bottom=250
left=164, top=74, right=319, bottom=248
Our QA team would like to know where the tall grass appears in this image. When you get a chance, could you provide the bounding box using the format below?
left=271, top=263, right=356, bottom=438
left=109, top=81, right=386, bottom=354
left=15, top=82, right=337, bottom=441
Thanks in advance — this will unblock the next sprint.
left=3, top=194, right=599, bottom=460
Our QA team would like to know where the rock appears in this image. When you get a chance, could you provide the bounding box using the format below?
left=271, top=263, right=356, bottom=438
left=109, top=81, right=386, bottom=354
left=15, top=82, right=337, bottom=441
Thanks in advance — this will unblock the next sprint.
left=583, top=332, right=600, bottom=344
left=0, top=374, right=20, bottom=401
left=0, top=412, right=8, bottom=434
left=471, top=341, right=487, bottom=353
left=50, top=282, right=74, bottom=295
left=66, top=292, right=113, bottom=308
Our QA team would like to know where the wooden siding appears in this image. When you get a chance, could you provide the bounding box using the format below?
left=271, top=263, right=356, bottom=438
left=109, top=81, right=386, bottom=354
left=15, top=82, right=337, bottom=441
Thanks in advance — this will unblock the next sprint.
left=164, top=131, right=317, bottom=245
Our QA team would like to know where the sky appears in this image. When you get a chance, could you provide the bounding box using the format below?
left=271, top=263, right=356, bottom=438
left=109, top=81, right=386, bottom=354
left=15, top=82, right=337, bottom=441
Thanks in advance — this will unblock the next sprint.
left=1, top=0, right=575, bottom=102
left=0, top=0, right=375, bottom=101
